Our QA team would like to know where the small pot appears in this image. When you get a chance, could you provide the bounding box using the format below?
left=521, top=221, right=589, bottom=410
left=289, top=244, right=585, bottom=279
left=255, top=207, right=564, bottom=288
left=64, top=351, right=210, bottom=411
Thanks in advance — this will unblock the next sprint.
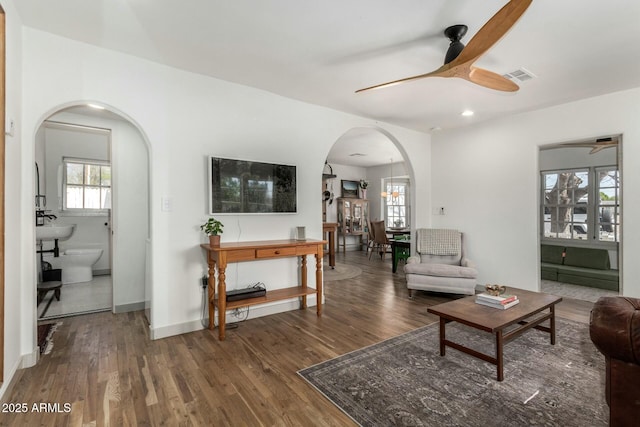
left=209, top=235, right=221, bottom=247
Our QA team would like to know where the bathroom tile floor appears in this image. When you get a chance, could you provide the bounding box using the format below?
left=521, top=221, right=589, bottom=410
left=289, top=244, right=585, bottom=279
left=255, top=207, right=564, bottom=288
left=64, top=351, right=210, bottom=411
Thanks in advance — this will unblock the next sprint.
left=38, top=275, right=112, bottom=320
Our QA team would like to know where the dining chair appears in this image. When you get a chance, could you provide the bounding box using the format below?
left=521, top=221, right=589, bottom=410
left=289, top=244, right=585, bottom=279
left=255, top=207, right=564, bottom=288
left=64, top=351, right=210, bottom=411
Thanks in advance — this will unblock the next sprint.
left=369, top=220, right=391, bottom=260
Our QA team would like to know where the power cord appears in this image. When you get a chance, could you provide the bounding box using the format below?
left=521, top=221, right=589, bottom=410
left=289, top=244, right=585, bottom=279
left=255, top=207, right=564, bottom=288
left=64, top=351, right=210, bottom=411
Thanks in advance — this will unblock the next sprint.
left=200, top=276, right=259, bottom=329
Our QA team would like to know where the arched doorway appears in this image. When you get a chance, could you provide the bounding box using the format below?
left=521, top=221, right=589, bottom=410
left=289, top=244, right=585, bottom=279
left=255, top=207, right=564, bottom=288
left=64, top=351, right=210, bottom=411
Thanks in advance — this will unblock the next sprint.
left=33, top=103, right=151, bottom=324
left=324, top=127, right=415, bottom=258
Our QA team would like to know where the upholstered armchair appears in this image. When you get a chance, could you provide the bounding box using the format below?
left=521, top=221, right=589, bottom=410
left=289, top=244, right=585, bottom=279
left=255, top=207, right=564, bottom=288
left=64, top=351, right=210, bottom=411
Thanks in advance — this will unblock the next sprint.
left=404, top=228, right=478, bottom=297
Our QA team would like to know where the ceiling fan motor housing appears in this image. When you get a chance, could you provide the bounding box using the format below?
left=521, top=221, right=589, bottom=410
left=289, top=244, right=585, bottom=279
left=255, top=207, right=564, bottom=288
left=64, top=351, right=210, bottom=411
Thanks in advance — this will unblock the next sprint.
left=444, top=24, right=468, bottom=64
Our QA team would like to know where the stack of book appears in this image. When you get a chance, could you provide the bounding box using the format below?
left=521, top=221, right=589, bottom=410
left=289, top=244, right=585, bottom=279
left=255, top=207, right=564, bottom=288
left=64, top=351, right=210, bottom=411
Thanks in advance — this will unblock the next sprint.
left=475, top=292, right=519, bottom=309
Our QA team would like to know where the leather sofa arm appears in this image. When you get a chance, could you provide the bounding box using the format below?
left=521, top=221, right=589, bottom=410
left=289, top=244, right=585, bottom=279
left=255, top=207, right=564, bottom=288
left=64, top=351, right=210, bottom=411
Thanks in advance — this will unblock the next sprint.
left=590, top=297, right=640, bottom=364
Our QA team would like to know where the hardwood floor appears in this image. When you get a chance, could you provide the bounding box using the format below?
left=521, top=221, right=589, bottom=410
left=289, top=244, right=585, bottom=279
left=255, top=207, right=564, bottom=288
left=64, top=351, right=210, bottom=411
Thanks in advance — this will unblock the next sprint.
left=2, top=251, right=594, bottom=426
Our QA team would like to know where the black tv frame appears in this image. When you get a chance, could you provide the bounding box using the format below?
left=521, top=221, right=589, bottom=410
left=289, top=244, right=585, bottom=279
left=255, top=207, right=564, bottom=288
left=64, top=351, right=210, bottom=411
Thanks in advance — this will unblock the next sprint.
left=208, top=156, right=297, bottom=214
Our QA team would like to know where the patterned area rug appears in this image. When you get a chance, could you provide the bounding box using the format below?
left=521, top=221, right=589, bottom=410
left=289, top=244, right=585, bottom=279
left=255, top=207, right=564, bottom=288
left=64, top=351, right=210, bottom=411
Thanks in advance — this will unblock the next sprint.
left=323, top=262, right=362, bottom=282
left=37, top=322, right=62, bottom=355
left=299, top=318, right=607, bottom=426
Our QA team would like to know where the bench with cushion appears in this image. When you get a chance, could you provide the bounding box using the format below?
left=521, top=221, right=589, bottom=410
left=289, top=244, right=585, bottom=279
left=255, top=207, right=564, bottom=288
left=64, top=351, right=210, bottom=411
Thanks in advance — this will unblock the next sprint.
left=541, top=244, right=618, bottom=291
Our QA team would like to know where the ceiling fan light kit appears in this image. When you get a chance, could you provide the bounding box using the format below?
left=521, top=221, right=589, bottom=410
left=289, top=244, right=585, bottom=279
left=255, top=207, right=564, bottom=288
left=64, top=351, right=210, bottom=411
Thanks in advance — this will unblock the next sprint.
left=356, top=0, right=533, bottom=94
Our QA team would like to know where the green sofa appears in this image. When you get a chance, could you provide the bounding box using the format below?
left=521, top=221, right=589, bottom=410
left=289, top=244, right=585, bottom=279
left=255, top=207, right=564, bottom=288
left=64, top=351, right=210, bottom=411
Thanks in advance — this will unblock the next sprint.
left=541, top=244, right=619, bottom=291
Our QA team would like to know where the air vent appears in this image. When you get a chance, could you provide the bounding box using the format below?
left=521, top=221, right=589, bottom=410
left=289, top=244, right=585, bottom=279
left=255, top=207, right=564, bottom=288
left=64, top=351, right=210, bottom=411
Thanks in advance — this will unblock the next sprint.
left=503, top=67, right=536, bottom=83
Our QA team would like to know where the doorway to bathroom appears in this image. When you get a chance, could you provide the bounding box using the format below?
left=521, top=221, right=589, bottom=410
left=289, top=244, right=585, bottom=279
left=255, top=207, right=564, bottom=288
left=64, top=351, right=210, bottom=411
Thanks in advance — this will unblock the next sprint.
left=34, top=104, right=150, bottom=320
left=36, top=119, right=112, bottom=319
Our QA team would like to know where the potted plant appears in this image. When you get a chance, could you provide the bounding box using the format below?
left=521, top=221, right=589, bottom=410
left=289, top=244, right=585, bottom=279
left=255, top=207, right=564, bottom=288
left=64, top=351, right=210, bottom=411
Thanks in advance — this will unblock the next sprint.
left=200, top=217, right=224, bottom=246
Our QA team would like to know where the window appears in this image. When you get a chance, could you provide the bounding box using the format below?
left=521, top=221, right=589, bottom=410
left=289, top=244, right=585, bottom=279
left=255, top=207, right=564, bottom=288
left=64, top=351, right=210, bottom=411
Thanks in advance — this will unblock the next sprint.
left=383, top=178, right=410, bottom=228
left=541, top=166, right=619, bottom=244
left=596, top=167, right=620, bottom=242
left=63, top=158, right=111, bottom=212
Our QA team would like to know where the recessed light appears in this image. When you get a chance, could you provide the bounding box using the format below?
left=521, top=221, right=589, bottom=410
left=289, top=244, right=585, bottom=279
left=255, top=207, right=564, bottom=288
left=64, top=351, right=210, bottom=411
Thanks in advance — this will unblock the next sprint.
left=87, top=103, right=105, bottom=110
left=461, top=110, right=474, bottom=117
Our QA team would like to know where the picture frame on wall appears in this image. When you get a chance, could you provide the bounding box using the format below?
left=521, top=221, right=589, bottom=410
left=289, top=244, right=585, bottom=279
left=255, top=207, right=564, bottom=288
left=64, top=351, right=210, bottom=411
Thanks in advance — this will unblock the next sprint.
left=341, top=180, right=360, bottom=198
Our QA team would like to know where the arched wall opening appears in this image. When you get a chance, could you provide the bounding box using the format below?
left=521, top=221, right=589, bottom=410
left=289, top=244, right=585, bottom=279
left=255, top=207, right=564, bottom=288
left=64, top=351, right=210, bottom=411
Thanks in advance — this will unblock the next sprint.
left=322, top=126, right=416, bottom=254
left=31, top=101, right=152, bottom=330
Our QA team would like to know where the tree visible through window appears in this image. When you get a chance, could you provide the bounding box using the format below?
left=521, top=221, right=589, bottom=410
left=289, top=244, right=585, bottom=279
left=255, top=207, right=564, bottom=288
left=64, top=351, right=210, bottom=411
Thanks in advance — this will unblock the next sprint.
left=64, top=158, right=111, bottom=211
left=542, top=167, right=619, bottom=243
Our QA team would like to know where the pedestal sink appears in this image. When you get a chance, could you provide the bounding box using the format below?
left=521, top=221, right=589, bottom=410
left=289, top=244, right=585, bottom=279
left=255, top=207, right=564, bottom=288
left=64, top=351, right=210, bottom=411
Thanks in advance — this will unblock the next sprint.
left=35, top=224, right=76, bottom=241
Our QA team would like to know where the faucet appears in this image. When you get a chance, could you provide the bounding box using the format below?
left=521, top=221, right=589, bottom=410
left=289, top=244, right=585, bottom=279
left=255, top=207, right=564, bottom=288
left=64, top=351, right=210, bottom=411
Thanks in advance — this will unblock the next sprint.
left=35, top=210, right=57, bottom=226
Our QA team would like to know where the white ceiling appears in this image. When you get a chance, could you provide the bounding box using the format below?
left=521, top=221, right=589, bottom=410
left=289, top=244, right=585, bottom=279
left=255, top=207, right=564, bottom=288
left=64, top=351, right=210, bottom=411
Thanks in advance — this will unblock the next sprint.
left=16, top=0, right=640, bottom=167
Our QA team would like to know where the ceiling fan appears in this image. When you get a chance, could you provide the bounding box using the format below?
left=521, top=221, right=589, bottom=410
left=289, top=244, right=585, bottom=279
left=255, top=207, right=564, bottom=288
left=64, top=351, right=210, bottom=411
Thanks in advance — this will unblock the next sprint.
left=555, top=137, right=619, bottom=154
left=356, top=0, right=533, bottom=94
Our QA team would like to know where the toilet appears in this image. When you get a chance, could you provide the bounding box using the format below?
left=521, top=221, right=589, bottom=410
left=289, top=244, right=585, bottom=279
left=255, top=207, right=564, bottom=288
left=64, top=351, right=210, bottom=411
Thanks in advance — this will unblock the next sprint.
left=45, top=249, right=104, bottom=284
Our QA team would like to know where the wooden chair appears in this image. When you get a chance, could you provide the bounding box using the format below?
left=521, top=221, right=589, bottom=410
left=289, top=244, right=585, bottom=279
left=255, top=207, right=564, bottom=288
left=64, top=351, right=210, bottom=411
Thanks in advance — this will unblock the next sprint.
left=366, top=219, right=376, bottom=258
left=369, top=220, right=391, bottom=260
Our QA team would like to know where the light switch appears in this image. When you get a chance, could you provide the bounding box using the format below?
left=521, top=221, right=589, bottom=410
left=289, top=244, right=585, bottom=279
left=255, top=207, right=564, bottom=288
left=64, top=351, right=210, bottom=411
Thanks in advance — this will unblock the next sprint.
left=161, top=196, right=173, bottom=212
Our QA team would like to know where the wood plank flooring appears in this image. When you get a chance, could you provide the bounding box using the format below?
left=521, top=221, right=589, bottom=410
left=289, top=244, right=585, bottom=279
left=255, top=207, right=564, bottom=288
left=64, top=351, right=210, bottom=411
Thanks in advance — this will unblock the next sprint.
left=1, top=251, right=594, bottom=426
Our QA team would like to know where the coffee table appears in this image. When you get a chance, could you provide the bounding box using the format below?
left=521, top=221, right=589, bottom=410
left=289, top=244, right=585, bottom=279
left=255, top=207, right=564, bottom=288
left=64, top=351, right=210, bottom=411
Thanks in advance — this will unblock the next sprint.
left=427, top=288, right=562, bottom=381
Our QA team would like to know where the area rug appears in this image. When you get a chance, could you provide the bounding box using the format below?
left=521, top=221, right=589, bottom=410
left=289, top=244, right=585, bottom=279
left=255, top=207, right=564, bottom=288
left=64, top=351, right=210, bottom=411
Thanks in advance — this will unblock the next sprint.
left=299, top=318, right=607, bottom=426
left=37, top=322, right=62, bottom=355
left=323, top=262, right=362, bottom=281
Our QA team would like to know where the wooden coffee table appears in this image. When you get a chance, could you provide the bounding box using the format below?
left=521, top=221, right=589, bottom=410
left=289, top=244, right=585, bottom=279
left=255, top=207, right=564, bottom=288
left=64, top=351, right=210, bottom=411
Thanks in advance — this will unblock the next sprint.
left=427, top=288, right=562, bottom=381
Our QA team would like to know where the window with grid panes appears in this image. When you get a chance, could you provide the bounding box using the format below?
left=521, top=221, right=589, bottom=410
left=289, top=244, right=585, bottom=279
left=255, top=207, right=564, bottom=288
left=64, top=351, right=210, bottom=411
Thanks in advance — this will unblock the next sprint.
left=541, top=166, right=618, bottom=244
left=63, top=158, right=111, bottom=212
left=384, top=179, right=409, bottom=228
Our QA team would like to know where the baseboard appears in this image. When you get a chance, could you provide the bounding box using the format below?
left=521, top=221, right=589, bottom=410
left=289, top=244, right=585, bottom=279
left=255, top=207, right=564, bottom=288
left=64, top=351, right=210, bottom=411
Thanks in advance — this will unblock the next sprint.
left=150, top=295, right=318, bottom=340
left=21, top=348, right=39, bottom=369
left=114, top=301, right=145, bottom=314
left=93, top=269, right=111, bottom=276
left=0, top=347, right=38, bottom=403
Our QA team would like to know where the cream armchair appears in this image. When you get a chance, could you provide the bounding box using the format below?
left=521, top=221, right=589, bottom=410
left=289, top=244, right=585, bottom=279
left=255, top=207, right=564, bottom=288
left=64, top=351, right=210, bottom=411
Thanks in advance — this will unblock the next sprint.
left=404, top=228, right=478, bottom=297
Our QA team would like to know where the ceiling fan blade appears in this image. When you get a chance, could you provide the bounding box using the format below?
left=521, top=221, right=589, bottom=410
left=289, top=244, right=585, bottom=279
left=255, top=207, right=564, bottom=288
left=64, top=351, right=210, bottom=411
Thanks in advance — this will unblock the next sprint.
left=466, top=67, right=519, bottom=92
left=453, top=0, right=533, bottom=66
left=355, top=67, right=446, bottom=93
left=355, top=0, right=532, bottom=94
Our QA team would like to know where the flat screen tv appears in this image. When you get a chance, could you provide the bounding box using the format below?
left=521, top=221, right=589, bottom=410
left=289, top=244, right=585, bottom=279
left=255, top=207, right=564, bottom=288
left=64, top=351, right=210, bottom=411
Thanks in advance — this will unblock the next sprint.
left=208, top=156, right=297, bottom=214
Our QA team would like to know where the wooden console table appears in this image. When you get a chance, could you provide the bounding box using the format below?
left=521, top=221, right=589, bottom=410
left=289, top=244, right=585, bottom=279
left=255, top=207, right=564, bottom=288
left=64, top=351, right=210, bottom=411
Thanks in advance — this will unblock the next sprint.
left=200, top=239, right=325, bottom=340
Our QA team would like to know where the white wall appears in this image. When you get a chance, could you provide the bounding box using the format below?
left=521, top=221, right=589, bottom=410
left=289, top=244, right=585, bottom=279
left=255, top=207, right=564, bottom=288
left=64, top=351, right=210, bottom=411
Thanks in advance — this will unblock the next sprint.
left=539, top=145, right=617, bottom=170
left=1, top=0, right=26, bottom=399
left=19, top=29, right=431, bottom=344
left=431, top=88, right=640, bottom=298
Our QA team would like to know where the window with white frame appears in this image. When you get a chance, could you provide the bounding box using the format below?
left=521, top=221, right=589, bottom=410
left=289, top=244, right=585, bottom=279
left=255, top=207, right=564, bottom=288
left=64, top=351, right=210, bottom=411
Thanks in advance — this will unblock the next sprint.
left=383, top=178, right=410, bottom=228
left=541, top=166, right=619, bottom=244
left=63, top=158, right=111, bottom=212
